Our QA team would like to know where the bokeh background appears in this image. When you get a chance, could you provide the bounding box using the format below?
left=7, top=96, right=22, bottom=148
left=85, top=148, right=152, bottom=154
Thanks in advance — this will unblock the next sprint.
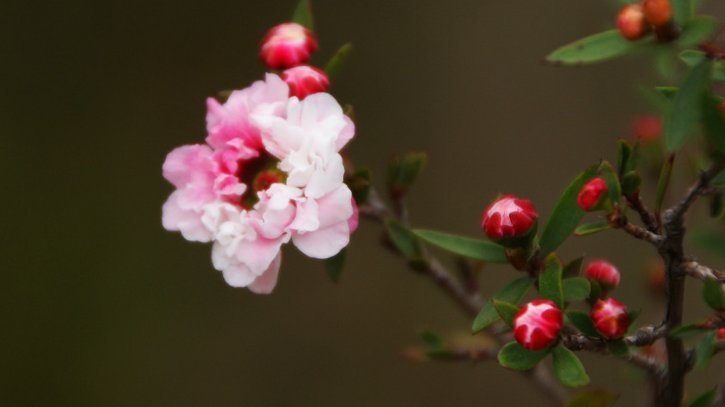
left=3, top=0, right=725, bottom=405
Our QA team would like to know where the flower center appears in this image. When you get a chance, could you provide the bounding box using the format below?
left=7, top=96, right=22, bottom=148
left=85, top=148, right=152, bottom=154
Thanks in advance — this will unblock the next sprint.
left=237, top=151, right=285, bottom=209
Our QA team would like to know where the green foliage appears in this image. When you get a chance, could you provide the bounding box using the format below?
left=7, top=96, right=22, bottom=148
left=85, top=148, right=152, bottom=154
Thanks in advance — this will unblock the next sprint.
left=388, top=151, right=427, bottom=198
left=669, top=323, right=708, bottom=339
left=671, top=0, right=692, bottom=27
left=664, top=59, right=712, bottom=151
left=291, top=0, right=314, bottom=29
left=324, top=42, right=352, bottom=79
left=346, top=168, right=371, bottom=204
left=680, top=51, right=725, bottom=82
left=562, top=257, right=584, bottom=278
left=552, top=344, right=590, bottom=387
left=540, top=166, right=598, bottom=256
left=472, top=277, right=533, bottom=333
left=546, top=30, right=645, bottom=66
left=565, top=390, right=618, bottom=407
left=493, top=300, right=520, bottom=326
left=702, top=277, right=725, bottom=310
left=497, top=342, right=549, bottom=371
left=413, top=229, right=507, bottom=263
left=384, top=219, right=422, bottom=258
left=575, top=221, right=611, bottom=237
left=606, top=339, right=629, bottom=357
left=563, top=277, right=591, bottom=302
left=687, top=389, right=717, bottom=407
left=676, top=16, right=716, bottom=47
left=616, top=139, right=639, bottom=177
left=702, top=94, right=725, bottom=154
left=694, top=330, right=716, bottom=370
left=621, top=171, right=642, bottom=196
left=566, top=310, right=600, bottom=337
left=599, top=161, right=621, bottom=205
left=540, top=254, right=564, bottom=309
left=655, top=154, right=675, bottom=213
left=324, top=249, right=346, bottom=283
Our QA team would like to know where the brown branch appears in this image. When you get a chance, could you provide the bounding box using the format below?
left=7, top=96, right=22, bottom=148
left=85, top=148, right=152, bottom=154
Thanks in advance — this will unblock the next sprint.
left=625, top=193, right=659, bottom=232
left=668, top=164, right=724, bottom=223
left=682, top=260, right=725, bottom=283
left=610, top=212, right=664, bottom=246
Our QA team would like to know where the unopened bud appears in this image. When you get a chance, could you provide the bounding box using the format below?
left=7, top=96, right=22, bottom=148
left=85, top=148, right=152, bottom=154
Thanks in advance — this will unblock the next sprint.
left=590, top=298, right=629, bottom=339
left=481, top=195, right=538, bottom=246
left=259, top=22, right=318, bottom=70
left=577, top=177, right=608, bottom=211
left=513, top=299, right=562, bottom=351
left=281, top=65, right=330, bottom=99
left=616, top=5, right=648, bottom=41
left=643, top=0, right=672, bottom=27
left=584, top=259, right=621, bottom=289
left=630, top=115, right=662, bottom=143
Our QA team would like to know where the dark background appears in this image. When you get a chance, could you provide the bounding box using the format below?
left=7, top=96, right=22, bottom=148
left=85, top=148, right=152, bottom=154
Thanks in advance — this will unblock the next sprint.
left=3, top=0, right=724, bottom=405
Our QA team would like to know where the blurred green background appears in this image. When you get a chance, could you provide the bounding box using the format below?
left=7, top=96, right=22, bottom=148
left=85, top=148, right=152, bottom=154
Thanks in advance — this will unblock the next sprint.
left=3, top=0, right=724, bottom=405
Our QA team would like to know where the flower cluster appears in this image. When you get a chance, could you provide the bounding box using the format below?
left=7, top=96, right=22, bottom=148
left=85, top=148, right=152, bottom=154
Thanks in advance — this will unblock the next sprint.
left=615, top=0, right=673, bottom=41
left=162, top=22, right=356, bottom=293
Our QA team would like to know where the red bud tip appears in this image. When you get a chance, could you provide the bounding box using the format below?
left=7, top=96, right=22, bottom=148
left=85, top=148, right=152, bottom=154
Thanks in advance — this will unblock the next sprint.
left=643, top=0, right=672, bottom=27
left=630, top=115, right=662, bottom=143
left=281, top=65, right=330, bottom=99
left=259, top=22, right=318, bottom=70
left=590, top=298, right=629, bottom=339
left=583, top=259, right=621, bottom=289
left=513, top=299, right=562, bottom=351
left=576, top=177, right=608, bottom=211
left=718, top=327, right=725, bottom=340
left=481, top=195, right=537, bottom=241
left=616, top=4, right=648, bottom=41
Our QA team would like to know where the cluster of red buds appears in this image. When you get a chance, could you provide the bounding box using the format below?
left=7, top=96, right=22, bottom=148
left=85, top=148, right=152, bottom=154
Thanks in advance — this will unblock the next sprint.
left=583, top=260, right=629, bottom=339
left=259, top=22, right=329, bottom=99
left=616, top=0, right=673, bottom=41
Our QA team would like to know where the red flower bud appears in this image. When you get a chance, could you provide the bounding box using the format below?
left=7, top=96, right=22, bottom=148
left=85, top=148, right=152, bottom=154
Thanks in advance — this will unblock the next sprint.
left=718, top=327, right=725, bottom=340
left=513, top=299, right=562, bottom=351
left=643, top=0, right=672, bottom=27
left=259, top=22, right=318, bottom=70
left=590, top=298, right=629, bottom=339
left=583, top=259, right=621, bottom=289
left=281, top=65, right=330, bottom=99
left=616, top=4, right=648, bottom=41
left=481, top=195, right=537, bottom=242
left=576, top=177, right=608, bottom=211
left=630, top=115, right=662, bottom=143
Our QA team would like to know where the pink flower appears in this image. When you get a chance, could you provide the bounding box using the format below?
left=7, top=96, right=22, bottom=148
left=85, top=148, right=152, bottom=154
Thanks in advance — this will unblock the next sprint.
left=259, top=23, right=318, bottom=70
left=577, top=177, right=608, bottom=211
left=513, top=299, right=562, bottom=351
left=163, top=74, right=356, bottom=293
left=590, top=298, right=629, bottom=339
left=282, top=65, right=330, bottom=99
left=481, top=195, right=537, bottom=242
left=583, top=259, right=621, bottom=289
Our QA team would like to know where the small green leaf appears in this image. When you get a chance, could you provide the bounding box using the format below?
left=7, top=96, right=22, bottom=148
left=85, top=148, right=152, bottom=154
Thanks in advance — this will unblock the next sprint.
left=324, top=249, right=346, bottom=283
left=565, top=390, right=618, bottom=407
left=655, top=154, right=676, bottom=213
left=656, top=86, right=679, bottom=100
left=671, top=0, right=692, bottom=27
left=664, top=59, right=712, bottom=151
left=563, top=277, right=591, bottom=302
left=598, top=161, right=621, bottom=205
left=413, top=229, right=507, bottom=263
left=616, top=139, right=633, bottom=177
left=702, top=277, right=725, bottom=310
left=497, top=342, right=549, bottom=371
left=567, top=310, right=600, bottom=337
left=419, top=330, right=444, bottom=350
left=324, top=42, right=352, bottom=80
left=589, top=280, right=603, bottom=303
left=540, top=166, right=598, bottom=256
left=387, top=151, right=427, bottom=198
left=384, top=219, right=421, bottom=258
left=562, top=257, right=584, bottom=278
left=676, top=16, right=716, bottom=48
left=687, top=389, right=716, bottom=407
left=621, top=171, right=643, bottom=196
left=669, top=323, right=708, bottom=339
left=607, top=339, right=629, bottom=357
left=291, top=0, right=314, bottom=29
left=552, top=344, right=590, bottom=387
left=575, top=221, right=611, bottom=237
left=546, top=30, right=645, bottom=66
left=472, top=277, right=533, bottom=333
left=703, top=94, right=725, bottom=154
left=694, top=330, right=716, bottom=370
left=493, top=300, right=520, bottom=326
left=540, top=254, right=564, bottom=309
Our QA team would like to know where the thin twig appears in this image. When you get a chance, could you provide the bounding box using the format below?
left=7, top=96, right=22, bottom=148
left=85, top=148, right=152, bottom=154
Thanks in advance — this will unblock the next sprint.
left=625, top=193, right=659, bottom=232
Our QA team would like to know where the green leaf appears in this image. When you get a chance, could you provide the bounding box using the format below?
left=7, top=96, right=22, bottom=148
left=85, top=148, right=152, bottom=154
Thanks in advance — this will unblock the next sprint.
left=655, top=154, right=676, bottom=214
left=562, top=257, right=584, bottom=278
left=566, top=310, right=600, bottom=337
left=669, top=323, right=708, bottom=339
left=616, top=139, right=634, bottom=177
left=676, top=16, right=715, bottom=47
left=419, top=330, right=444, bottom=350
left=598, top=161, right=622, bottom=205
left=540, top=166, right=598, bottom=256
left=291, top=0, right=314, bottom=29
left=384, top=219, right=422, bottom=258
left=687, top=389, right=716, bottom=407
left=540, top=254, right=564, bottom=309
left=621, top=170, right=642, bottom=196
left=607, top=339, right=629, bottom=357
left=671, top=0, right=692, bottom=27
left=702, top=277, right=725, bottom=310
left=324, top=249, right=346, bottom=283
left=413, top=229, right=507, bottom=263
left=565, top=390, right=618, bottom=407
left=493, top=300, right=520, bottom=326
left=563, top=277, right=591, bottom=302
left=703, top=94, right=725, bottom=154
left=497, top=342, right=549, bottom=371
left=324, top=42, right=352, bottom=80
left=656, top=86, right=679, bottom=100
left=664, top=59, right=712, bottom=151
left=387, top=151, right=427, bottom=198
left=546, top=30, right=645, bottom=66
left=552, top=344, right=590, bottom=387
left=575, top=221, right=611, bottom=237
left=694, top=330, right=716, bottom=370
left=346, top=168, right=371, bottom=204
left=472, top=277, right=533, bottom=333
left=680, top=52, right=725, bottom=82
